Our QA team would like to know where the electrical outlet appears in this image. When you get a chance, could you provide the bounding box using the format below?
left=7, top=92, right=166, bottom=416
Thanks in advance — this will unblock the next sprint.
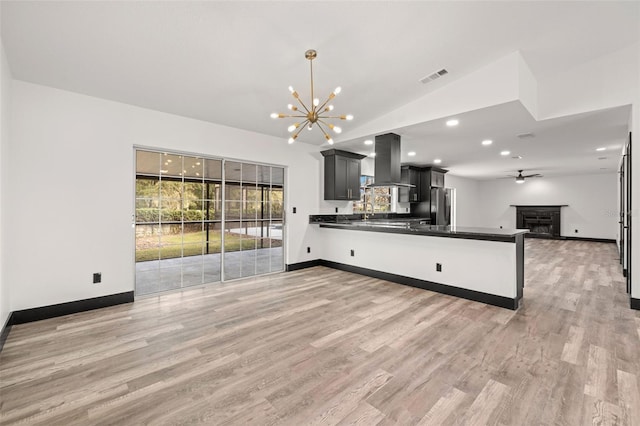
left=93, top=272, right=102, bottom=284
left=335, top=207, right=338, bottom=213
left=293, top=207, right=297, bottom=214
left=436, top=263, right=442, bottom=272
left=307, top=247, right=311, bottom=253
left=575, top=229, right=579, bottom=233
left=350, top=249, right=355, bottom=257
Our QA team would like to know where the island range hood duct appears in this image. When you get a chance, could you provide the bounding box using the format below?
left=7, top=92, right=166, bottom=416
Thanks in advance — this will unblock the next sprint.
left=366, top=133, right=414, bottom=187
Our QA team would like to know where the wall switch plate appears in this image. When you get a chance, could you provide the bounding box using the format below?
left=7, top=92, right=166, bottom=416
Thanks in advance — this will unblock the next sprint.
left=293, top=207, right=297, bottom=214
left=93, top=272, right=102, bottom=283
left=350, top=249, right=355, bottom=257
left=307, top=247, right=311, bottom=253
left=436, top=263, right=442, bottom=272
left=335, top=207, right=338, bottom=213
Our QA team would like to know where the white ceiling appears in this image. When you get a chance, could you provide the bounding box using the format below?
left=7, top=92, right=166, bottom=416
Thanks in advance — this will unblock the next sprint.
left=339, top=101, right=631, bottom=179
left=1, top=1, right=638, bottom=178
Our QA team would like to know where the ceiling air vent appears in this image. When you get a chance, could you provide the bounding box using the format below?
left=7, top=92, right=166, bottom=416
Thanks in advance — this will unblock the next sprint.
left=419, top=68, right=449, bottom=84
left=517, top=132, right=535, bottom=139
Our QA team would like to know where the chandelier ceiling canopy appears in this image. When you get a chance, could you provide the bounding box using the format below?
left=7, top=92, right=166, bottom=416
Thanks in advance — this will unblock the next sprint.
left=271, top=49, right=353, bottom=144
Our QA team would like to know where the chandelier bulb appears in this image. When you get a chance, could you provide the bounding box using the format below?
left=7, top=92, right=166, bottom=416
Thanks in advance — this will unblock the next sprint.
left=307, top=124, right=313, bottom=130
left=325, top=134, right=334, bottom=145
left=288, top=135, right=297, bottom=144
left=287, top=124, right=298, bottom=132
left=270, top=113, right=280, bottom=119
left=334, top=86, right=342, bottom=95
left=328, top=105, right=334, bottom=111
left=346, top=114, right=354, bottom=121
left=287, top=104, right=294, bottom=110
left=288, top=86, right=295, bottom=93
left=313, top=98, right=319, bottom=107
left=333, top=126, right=342, bottom=134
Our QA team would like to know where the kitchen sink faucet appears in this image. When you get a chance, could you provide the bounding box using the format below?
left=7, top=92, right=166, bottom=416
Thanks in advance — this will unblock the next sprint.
left=363, top=189, right=375, bottom=220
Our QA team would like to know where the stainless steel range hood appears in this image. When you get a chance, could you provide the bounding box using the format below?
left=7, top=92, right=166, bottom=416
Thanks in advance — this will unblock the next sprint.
left=366, top=133, right=414, bottom=187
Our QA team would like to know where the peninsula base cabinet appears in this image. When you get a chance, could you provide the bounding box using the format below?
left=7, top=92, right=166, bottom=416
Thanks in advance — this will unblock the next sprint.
left=321, top=149, right=366, bottom=201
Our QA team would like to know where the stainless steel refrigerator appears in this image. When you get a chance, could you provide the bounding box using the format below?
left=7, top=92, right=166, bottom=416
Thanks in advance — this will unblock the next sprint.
left=430, top=188, right=451, bottom=225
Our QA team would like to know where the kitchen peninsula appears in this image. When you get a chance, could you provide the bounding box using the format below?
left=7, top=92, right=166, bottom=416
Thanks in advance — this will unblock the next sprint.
left=306, top=216, right=528, bottom=310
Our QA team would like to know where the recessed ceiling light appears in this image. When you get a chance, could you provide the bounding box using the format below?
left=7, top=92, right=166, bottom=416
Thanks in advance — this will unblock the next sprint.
left=598, top=157, right=607, bottom=160
left=500, top=150, right=510, bottom=156
left=434, top=159, right=442, bottom=164
left=369, top=152, right=376, bottom=157
left=364, top=140, right=373, bottom=145
left=596, top=147, right=606, bottom=151
left=408, top=151, right=416, bottom=156
left=446, top=119, right=459, bottom=127
left=482, top=139, right=493, bottom=146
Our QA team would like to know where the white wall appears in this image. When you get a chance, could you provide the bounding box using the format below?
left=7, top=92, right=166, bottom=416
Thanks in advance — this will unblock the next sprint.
left=537, top=43, right=639, bottom=120
left=476, top=173, right=618, bottom=239
left=445, top=174, right=482, bottom=227
left=7, top=80, right=321, bottom=311
left=0, top=39, right=11, bottom=327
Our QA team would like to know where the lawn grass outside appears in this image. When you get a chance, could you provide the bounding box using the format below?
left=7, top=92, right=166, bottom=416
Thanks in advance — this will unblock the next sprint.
left=136, top=230, right=281, bottom=262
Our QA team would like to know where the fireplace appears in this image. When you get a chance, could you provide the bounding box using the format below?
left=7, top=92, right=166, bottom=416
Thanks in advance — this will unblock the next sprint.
left=514, top=205, right=565, bottom=238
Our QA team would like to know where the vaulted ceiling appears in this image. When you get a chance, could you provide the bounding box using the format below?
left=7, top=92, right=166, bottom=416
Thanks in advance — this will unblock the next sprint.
left=1, top=1, right=638, bottom=178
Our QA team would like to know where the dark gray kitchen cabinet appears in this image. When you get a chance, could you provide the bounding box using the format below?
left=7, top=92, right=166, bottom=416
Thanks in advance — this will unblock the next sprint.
left=421, top=167, right=447, bottom=189
left=431, top=170, right=446, bottom=188
left=399, top=166, right=448, bottom=203
left=398, top=166, right=421, bottom=203
left=321, top=149, right=366, bottom=200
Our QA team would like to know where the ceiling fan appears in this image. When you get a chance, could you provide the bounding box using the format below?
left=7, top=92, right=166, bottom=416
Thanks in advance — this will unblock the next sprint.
left=508, top=170, right=543, bottom=184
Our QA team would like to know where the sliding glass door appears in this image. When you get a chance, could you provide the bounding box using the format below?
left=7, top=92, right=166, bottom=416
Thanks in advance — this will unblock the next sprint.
left=135, top=149, right=284, bottom=295
left=223, top=161, right=284, bottom=280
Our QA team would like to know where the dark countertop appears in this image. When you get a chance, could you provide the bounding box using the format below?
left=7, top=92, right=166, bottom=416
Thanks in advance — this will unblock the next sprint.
left=309, top=213, right=414, bottom=224
left=315, top=220, right=528, bottom=242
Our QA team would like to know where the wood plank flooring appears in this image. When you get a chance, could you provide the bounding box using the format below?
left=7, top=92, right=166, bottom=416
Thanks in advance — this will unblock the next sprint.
left=1, top=239, right=639, bottom=425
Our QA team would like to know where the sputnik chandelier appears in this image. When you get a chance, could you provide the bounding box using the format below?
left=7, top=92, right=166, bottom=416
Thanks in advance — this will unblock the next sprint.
left=271, top=49, right=353, bottom=144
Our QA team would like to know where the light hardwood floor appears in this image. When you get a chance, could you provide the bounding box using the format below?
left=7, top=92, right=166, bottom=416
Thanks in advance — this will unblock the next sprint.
left=1, top=239, right=639, bottom=425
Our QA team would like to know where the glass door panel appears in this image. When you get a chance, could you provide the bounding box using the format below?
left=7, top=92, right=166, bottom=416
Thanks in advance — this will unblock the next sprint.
left=135, top=150, right=283, bottom=293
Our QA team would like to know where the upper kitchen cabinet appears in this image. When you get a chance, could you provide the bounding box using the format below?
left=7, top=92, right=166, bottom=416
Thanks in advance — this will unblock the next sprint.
left=422, top=167, right=448, bottom=189
left=321, top=149, right=366, bottom=200
left=398, top=166, right=421, bottom=203
left=399, top=166, right=448, bottom=203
